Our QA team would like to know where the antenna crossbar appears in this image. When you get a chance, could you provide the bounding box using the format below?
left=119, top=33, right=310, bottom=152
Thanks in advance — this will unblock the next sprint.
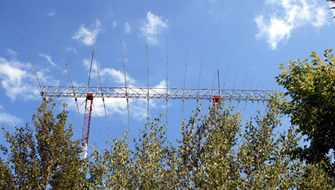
left=42, top=86, right=275, bottom=102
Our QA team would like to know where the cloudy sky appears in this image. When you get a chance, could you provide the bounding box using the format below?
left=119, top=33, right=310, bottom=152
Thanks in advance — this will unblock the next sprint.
left=0, top=0, right=334, bottom=149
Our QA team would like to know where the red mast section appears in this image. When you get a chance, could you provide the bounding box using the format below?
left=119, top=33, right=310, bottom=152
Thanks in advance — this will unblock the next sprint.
left=82, top=93, right=94, bottom=145
left=82, top=52, right=94, bottom=148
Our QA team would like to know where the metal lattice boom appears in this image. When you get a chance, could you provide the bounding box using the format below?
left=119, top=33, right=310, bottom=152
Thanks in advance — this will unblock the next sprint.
left=42, top=86, right=275, bottom=102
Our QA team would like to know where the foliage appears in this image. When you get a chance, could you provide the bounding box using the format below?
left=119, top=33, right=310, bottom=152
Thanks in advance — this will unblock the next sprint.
left=276, top=49, right=335, bottom=173
left=1, top=99, right=334, bottom=188
left=297, top=161, right=335, bottom=189
left=0, top=100, right=86, bottom=189
left=86, top=101, right=333, bottom=188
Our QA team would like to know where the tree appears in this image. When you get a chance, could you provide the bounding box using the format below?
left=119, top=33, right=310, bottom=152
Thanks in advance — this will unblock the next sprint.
left=1, top=97, right=333, bottom=188
left=276, top=49, right=335, bottom=173
left=86, top=101, right=332, bottom=188
left=0, top=100, right=87, bottom=189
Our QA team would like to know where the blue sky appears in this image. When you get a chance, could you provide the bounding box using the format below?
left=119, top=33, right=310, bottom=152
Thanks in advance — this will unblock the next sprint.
left=0, top=0, right=335, bottom=150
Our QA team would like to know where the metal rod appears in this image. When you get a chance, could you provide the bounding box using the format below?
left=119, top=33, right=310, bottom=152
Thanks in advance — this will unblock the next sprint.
left=218, top=69, right=220, bottom=96
left=166, top=36, right=169, bottom=127
left=145, top=27, right=150, bottom=121
left=222, top=64, right=230, bottom=90
left=87, top=51, right=94, bottom=89
left=197, top=56, right=203, bottom=107
left=237, top=73, right=248, bottom=110
left=91, top=32, right=111, bottom=140
left=229, top=70, right=239, bottom=107
left=118, top=26, right=130, bottom=133
left=181, top=49, right=188, bottom=121
left=50, top=25, right=83, bottom=129
left=14, top=23, right=45, bottom=101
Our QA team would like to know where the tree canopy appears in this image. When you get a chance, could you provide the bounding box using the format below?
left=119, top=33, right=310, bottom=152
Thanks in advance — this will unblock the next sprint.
left=1, top=99, right=334, bottom=189
left=0, top=100, right=86, bottom=189
left=276, top=49, right=335, bottom=174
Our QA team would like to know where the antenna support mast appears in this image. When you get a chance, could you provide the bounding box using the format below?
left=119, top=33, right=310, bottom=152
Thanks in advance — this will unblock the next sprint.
left=82, top=93, right=93, bottom=156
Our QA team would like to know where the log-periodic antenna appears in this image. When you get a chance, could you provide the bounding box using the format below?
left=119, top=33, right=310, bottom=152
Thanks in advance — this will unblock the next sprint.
left=19, top=25, right=276, bottom=152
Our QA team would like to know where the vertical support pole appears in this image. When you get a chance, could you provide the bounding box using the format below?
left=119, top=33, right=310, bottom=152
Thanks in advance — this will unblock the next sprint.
left=213, top=95, right=220, bottom=128
left=82, top=93, right=94, bottom=158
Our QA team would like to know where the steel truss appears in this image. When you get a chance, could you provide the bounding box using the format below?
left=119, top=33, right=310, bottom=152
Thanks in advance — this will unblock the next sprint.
left=42, top=86, right=276, bottom=102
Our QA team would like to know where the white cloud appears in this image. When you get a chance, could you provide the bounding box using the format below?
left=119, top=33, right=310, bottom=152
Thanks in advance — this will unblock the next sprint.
left=66, top=80, right=167, bottom=120
left=0, top=57, right=57, bottom=101
left=38, top=53, right=57, bottom=67
left=101, top=68, right=136, bottom=85
left=112, top=21, right=118, bottom=28
left=66, top=47, right=78, bottom=54
left=0, top=57, right=39, bottom=101
left=48, top=10, right=55, bottom=17
left=255, top=0, right=330, bottom=49
left=83, top=58, right=136, bottom=85
left=0, top=112, right=22, bottom=126
left=73, top=20, right=102, bottom=46
left=125, top=22, right=131, bottom=34
left=140, top=12, right=169, bottom=45
left=7, top=49, right=18, bottom=57
left=0, top=105, right=21, bottom=126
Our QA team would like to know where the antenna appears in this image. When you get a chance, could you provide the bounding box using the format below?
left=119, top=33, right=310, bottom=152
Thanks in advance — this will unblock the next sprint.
left=14, top=23, right=45, bottom=101
left=50, top=25, right=84, bottom=129
left=91, top=33, right=110, bottom=140
left=211, top=64, right=219, bottom=89
left=118, top=26, right=130, bottom=133
left=197, top=56, right=203, bottom=108
left=218, top=69, right=220, bottom=96
left=228, top=70, right=238, bottom=109
left=181, top=49, right=188, bottom=121
left=237, top=73, right=248, bottom=110
left=145, top=27, right=150, bottom=121
left=222, top=64, right=230, bottom=90
left=243, top=78, right=253, bottom=110
left=166, top=36, right=169, bottom=128
left=31, top=29, right=276, bottom=148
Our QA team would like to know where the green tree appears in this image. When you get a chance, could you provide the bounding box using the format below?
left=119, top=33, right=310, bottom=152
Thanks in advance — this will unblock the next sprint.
left=0, top=100, right=87, bottom=189
left=1, top=96, right=333, bottom=188
left=276, top=49, right=335, bottom=173
left=86, top=101, right=331, bottom=189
